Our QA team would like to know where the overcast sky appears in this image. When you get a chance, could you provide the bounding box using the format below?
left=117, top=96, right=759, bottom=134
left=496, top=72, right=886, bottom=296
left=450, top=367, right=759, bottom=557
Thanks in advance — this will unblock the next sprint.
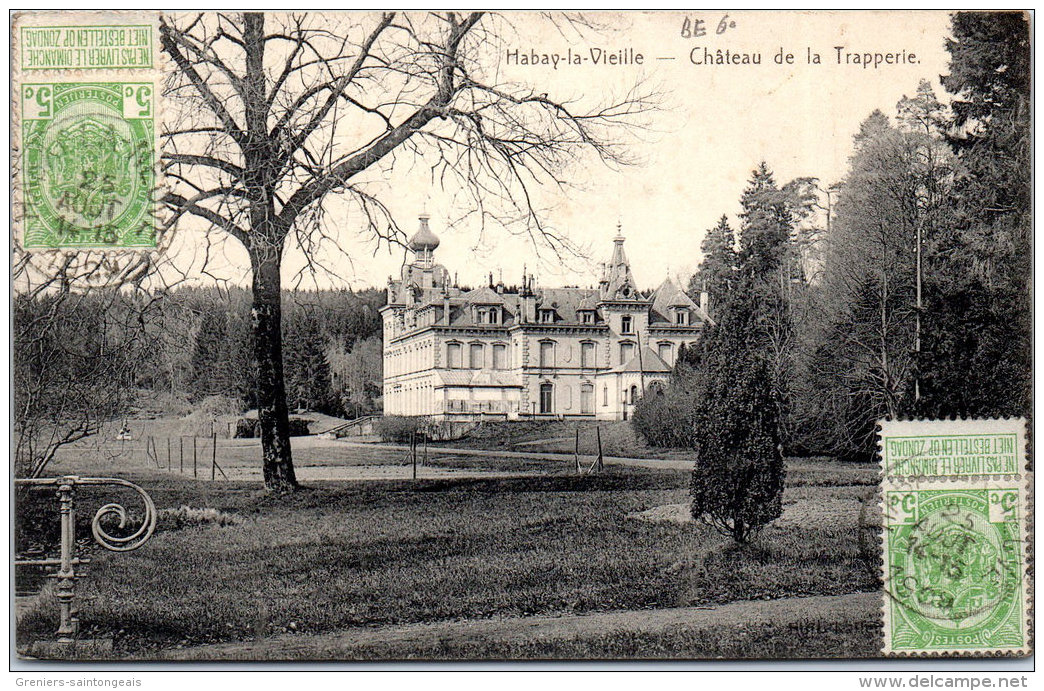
left=172, top=11, right=955, bottom=293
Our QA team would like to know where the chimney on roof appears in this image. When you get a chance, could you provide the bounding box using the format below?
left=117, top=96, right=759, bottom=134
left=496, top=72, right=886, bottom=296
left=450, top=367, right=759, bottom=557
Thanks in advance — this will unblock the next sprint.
left=520, top=272, right=536, bottom=323
left=598, top=262, right=609, bottom=296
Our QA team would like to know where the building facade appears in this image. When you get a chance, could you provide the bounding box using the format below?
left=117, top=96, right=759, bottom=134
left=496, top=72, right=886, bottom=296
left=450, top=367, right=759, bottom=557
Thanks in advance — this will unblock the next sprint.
left=381, top=214, right=710, bottom=421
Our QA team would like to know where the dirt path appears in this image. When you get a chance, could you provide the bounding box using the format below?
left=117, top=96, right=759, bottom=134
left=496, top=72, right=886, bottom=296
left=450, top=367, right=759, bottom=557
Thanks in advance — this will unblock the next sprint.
left=222, top=464, right=536, bottom=482
left=157, top=592, right=877, bottom=661
left=337, top=440, right=695, bottom=471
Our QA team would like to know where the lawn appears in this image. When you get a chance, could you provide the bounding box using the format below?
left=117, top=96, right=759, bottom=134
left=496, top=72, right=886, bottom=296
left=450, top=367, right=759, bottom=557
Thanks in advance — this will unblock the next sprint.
left=328, top=610, right=882, bottom=661
left=16, top=449, right=880, bottom=659
left=432, top=419, right=694, bottom=460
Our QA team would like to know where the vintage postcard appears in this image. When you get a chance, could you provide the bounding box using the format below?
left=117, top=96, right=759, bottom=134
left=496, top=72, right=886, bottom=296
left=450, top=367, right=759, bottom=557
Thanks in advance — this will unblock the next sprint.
left=10, top=9, right=1032, bottom=674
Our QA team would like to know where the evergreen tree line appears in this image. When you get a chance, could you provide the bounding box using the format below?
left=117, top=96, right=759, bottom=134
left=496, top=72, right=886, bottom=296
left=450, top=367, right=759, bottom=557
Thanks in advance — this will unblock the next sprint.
left=15, top=286, right=386, bottom=422
left=632, top=12, right=1029, bottom=541
left=167, top=285, right=386, bottom=416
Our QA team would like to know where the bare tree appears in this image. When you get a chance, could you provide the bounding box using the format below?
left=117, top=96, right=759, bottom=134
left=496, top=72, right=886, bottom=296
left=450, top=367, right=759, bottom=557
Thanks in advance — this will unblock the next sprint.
left=14, top=288, right=154, bottom=479
left=160, top=11, right=656, bottom=491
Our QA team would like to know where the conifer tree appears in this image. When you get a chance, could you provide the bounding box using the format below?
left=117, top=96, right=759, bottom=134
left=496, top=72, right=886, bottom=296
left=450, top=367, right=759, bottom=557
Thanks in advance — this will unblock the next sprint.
left=689, top=163, right=791, bottom=543
left=739, top=162, right=793, bottom=280
left=687, top=214, right=737, bottom=314
left=918, top=11, right=1030, bottom=419
left=283, top=310, right=334, bottom=413
left=689, top=290, right=785, bottom=543
left=191, top=309, right=235, bottom=399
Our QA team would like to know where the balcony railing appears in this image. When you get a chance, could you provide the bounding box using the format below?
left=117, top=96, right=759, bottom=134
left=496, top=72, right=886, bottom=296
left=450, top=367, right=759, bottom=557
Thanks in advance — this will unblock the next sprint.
left=443, top=400, right=517, bottom=414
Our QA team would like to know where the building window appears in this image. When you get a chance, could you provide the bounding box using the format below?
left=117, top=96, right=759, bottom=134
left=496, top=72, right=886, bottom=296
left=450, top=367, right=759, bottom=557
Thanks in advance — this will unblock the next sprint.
left=621, top=315, right=633, bottom=334
left=603, top=385, right=608, bottom=406
left=580, top=311, right=594, bottom=324
left=629, top=385, right=639, bottom=404
left=540, top=309, right=555, bottom=324
left=478, top=308, right=500, bottom=325
left=539, top=340, right=555, bottom=368
left=581, top=341, right=596, bottom=369
left=539, top=383, right=553, bottom=414
left=470, top=343, right=484, bottom=369
left=675, top=309, right=690, bottom=326
left=580, top=383, right=594, bottom=414
left=619, top=340, right=635, bottom=365
left=493, top=343, right=507, bottom=370
left=447, top=342, right=462, bottom=369
left=658, top=342, right=673, bottom=364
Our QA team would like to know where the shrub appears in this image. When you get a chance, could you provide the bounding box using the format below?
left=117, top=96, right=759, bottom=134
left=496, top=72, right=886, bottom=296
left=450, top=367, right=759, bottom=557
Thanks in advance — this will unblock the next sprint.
left=375, top=415, right=425, bottom=443
left=631, top=366, right=698, bottom=448
left=158, top=505, right=243, bottom=531
left=233, top=416, right=311, bottom=438
left=179, top=395, right=244, bottom=437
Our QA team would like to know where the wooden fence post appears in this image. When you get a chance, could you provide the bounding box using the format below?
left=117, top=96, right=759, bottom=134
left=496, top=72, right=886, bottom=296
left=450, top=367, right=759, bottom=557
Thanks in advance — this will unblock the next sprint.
left=423, top=433, right=428, bottom=467
left=596, top=426, right=604, bottom=472
left=575, top=427, right=581, bottom=474
left=166, top=437, right=171, bottom=470
left=179, top=437, right=184, bottom=474
left=193, top=436, right=198, bottom=478
left=411, top=431, right=417, bottom=481
left=211, top=432, right=217, bottom=481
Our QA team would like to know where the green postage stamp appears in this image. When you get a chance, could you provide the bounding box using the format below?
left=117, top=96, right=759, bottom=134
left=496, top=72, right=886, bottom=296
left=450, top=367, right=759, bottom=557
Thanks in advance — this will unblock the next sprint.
left=21, top=81, right=155, bottom=247
left=14, top=13, right=159, bottom=249
left=880, top=418, right=1030, bottom=656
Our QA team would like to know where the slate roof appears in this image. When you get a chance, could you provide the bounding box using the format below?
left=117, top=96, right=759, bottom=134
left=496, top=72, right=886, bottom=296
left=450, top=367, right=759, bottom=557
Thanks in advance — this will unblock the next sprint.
left=387, top=229, right=709, bottom=330
left=534, top=287, right=602, bottom=323
left=446, top=293, right=520, bottom=327
left=608, top=346, right=672, bottom=373
left=462, top=286, right=507, bottom=305
left=576, top=295, right=598, bottom=311
left=649, top=278, right=699, bottom=324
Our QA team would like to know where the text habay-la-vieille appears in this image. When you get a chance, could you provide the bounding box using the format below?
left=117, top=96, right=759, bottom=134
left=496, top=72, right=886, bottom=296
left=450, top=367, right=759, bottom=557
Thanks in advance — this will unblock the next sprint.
left=506, top=47, right=644, bottom=69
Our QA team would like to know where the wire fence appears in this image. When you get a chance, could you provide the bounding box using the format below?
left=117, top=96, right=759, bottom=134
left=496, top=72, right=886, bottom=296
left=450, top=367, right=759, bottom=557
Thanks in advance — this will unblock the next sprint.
left=141, top=424, right=608, bottom=482
left=143, top=434, right=228, bottom=480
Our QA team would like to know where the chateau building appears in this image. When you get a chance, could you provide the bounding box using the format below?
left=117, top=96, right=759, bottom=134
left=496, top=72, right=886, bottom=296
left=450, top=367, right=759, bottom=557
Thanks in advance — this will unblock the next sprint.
left=381, top=214, right=710, bottom=421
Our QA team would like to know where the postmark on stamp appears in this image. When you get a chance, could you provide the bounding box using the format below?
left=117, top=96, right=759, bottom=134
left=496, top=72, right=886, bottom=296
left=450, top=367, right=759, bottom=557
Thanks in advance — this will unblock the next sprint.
left=879, top=419, right=1030, bottom=656
left=21, top=81, right=156, bottom=248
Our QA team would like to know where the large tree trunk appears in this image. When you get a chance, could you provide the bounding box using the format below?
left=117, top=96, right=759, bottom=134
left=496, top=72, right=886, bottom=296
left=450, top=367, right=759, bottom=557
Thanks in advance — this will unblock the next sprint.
left=250, top=249, right=298, bottom=492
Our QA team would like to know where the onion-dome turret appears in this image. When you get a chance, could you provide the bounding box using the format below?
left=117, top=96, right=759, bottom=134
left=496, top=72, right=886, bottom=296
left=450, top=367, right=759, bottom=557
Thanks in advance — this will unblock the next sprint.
left=409, top=213, right=440, bottom=252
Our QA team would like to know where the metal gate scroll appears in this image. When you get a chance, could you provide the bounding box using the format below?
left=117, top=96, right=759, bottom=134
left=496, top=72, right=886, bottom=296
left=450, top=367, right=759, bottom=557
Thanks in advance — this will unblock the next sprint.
left=14, top=476, right=157, bottom=642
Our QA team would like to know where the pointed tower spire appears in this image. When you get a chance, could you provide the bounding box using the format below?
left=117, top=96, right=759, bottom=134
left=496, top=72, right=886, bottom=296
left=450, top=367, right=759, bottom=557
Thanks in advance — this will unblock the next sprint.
left=604, top=222, right=638, bottom=300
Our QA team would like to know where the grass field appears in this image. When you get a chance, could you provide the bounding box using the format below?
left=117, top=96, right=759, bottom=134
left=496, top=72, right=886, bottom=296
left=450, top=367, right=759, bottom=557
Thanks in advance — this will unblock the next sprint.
left=432, top=419, right=694, bottom=459
left=17, top=426, right=881, bottom=660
